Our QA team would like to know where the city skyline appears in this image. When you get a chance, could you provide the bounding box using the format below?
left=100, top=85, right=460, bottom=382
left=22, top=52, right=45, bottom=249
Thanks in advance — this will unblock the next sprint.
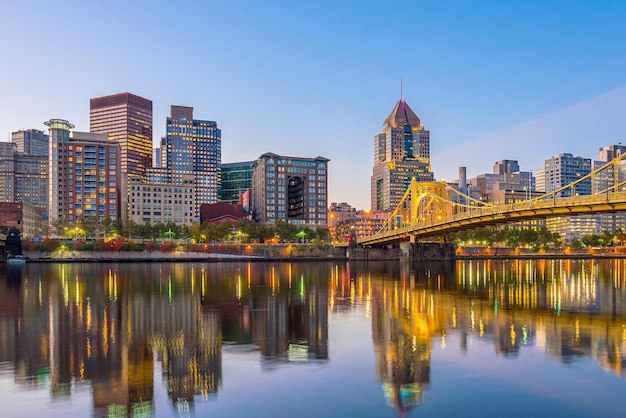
left=2, top=1, right=626, bottom=210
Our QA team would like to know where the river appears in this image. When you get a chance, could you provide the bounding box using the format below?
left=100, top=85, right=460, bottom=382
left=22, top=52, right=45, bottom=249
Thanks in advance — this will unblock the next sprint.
left=0, top=259, right=625, bottom=417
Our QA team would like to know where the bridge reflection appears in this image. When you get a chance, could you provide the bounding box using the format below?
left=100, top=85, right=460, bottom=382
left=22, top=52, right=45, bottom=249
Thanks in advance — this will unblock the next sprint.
left=0, top=260, right=625, bottom=415
left=338, top=259, right=626, bottom=412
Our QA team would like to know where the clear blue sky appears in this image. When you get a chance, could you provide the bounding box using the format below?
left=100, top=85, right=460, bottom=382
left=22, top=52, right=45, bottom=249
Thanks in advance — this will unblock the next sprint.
left=2, top=0, right=626, bottom=210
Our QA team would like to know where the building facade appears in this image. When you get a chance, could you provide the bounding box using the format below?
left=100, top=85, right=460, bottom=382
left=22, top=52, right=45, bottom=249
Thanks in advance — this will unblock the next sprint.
left=12, top=129, right=48, bottom=157
left=128, top=174, right=195, bottom=225
left=0, top=142, right=15, bottom=202
left=371, top=98, right=433, bottom=211
left=90, top=92, right=153, bottom=177
left=161, top=106, right=221, bottom=218
left=46, top=119, right=121, bottom=226
left=251, top=153, right=329, bottom=227
left=218, top=161, right=254, bottom=205
left=14, top=154, right=48, bottom=218
left=543, top=153, right=591, bottom=197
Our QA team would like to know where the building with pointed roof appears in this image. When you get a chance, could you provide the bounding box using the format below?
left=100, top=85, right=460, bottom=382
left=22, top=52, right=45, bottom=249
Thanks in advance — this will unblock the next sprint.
left=371, top=98, right=433, bottom=211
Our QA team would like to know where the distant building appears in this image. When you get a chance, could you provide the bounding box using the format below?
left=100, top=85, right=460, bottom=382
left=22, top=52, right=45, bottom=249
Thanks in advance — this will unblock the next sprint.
left=371, top=98, right=433, bottom=211
left=542, top=153, right=594, bottom=241
left=0, top=140, right=48, bottom=219
left=594, top=144, right=626, bottom=235
left=161, top=105, right=221, bottom=218
left=467, top=160, right=534, bottom=204
left=200, top=202, right=250, bottom=225
left=128, top=174, right=195, bottom=225
left=534, top=167, right=546, bottom=193
left=251, top=152, right=329, bottom=227
left=544, top=153, right=591, bottom=197
left=90, top=92, right=153, bottom=177
left=218, top=161, right=254, bottom=205
left=328, top=202, right=357, bottom=241
left=152, top=147, right=161, bottom=168
left=0, top=142, right=15, bottom=202
left=12, top=129, right=48, bottom=157
left=597, top=144, right=626, bottom=162
left=0, top=201, right=42, bottom=237
left=45, top=119, right=121, bottom=225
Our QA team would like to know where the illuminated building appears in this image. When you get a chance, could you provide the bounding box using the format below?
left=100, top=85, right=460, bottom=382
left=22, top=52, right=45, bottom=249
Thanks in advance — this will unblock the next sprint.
left=218, top=161, right=254, bottom=204
left=595, top=144, right=626, bottom=234
left=371, top=97, right=433, bottom=211
left=1, top=138, right=49, bottom=218
left=327, top=202, right=357, bottom=240
left=90, top=92, right=153, bottom=178
left=128, top=173, right=196, bottom=225
left=251, top=152, right=329, bottom=226
left=0, top=142, right=15, bottom=202
left=46, top=119, right=121, bottom=225
left=542, top=153, right=594, bottom=241
left=160, top=105, right=221, bottom=219
left=543, top=153, right=591, bottom=197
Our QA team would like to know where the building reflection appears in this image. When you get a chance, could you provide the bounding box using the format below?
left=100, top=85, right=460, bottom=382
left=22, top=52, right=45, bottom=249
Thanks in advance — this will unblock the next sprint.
left=0, top=262, right=330, bottom=417
left=3, top=259, right=626, bottom=415
left=337, top=258, right=626, bottom=414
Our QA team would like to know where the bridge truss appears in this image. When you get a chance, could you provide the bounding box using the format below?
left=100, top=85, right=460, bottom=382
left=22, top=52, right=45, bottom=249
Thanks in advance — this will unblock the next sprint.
left=360, top=152, right=626, bottom=245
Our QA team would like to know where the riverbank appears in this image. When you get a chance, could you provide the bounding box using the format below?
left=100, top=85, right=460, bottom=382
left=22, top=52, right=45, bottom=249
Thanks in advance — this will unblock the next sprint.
left=20, top=245, right=348, bottom=263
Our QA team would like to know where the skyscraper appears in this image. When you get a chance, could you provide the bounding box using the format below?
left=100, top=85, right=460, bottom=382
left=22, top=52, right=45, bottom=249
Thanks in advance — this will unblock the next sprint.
left=161, top=105, right=221, bottom=217
left=45, top=119, right=121, bottom=225
left=90, top=92, right=153, bottom=177
left=12, top=129, right=48, bottom=157
left=371, top=98, right=433, bottom=211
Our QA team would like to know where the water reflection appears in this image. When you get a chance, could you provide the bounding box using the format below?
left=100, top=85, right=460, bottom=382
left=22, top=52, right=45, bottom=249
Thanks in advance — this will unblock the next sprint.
left=0, top=259, right=625, bottom=416
left=0, top=262, right=330, bottom=417
left=345, top=259, right=626, bottom=414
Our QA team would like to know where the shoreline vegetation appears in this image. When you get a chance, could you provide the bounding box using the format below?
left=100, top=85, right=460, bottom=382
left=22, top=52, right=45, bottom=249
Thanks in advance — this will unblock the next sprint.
left=13, top=239, right=626, bottom=262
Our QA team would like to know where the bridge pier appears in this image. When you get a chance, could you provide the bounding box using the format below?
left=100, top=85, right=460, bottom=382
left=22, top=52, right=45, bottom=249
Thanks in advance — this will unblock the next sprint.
left=400, top=242, right=456, bottom=260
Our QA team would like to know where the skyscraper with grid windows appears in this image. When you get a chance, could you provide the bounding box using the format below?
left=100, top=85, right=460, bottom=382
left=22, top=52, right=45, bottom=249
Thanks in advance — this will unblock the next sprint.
left=90, top=92, right=153, bottom=177
left=160, top=105, right=221, bottom=219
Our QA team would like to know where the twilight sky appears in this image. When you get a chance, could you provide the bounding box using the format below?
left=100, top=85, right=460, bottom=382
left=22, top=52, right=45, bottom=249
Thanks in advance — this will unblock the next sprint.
left=2, top=0, right=626, bottom=210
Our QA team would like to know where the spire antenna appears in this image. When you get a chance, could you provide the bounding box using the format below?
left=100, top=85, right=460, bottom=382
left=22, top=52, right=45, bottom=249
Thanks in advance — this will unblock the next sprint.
left=400, top=76, right=403, bottom=102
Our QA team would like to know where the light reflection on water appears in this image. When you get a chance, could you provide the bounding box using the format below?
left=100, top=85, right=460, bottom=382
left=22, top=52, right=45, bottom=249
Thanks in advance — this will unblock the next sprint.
left=0, top=259, right=625, bottom=417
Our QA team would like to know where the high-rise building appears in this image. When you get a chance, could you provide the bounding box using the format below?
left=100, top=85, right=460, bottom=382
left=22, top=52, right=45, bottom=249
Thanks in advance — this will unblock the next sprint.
left=12, top=129, right=48, bottom=157
left=161, top=105, right=221, bottom=218
left=594, top=144, right=626, bottom=234
left=251, top=152, right=329, bottom=227
left=371, top=98, right=433, bottom=211
left=218, top=161, right=254, bottom=204
left=1, top=138, right=48, bottom=220
left=0, top=142, right=16, bottom=202
left=15, top=153, right=48, bottom=217
left=45, top=119, right=121, bottom=225
left=544, top=153, right=591, bottom=197
left=90, top=92, right=153, bottom=177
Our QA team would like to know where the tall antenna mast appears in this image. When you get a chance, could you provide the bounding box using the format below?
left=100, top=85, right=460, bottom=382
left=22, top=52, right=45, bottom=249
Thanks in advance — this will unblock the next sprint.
left=400, top=76, right=403, bottom=102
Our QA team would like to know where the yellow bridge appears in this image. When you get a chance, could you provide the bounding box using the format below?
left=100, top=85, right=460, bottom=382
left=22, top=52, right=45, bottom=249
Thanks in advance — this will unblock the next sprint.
left=360, top=152, right=626, bottom=246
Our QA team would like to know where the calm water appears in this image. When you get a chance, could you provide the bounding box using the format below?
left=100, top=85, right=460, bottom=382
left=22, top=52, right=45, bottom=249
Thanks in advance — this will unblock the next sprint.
left=1, top=259, right=626, bottom=417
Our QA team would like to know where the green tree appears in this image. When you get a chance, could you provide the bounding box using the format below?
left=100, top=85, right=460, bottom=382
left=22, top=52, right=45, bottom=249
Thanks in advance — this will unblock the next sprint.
left=571, top=236, right=584, bottom=250
left=274, top=220, right=297, bottom=242
left=101, top=215, right=114, bottom=240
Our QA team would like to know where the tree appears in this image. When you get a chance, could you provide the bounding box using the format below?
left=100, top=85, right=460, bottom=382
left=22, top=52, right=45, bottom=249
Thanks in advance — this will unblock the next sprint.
left=102, top=215, right=114, bottom=240
left=274, top=220, right=297, bottom=242
left=571, top=237, right=584, bottom=250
